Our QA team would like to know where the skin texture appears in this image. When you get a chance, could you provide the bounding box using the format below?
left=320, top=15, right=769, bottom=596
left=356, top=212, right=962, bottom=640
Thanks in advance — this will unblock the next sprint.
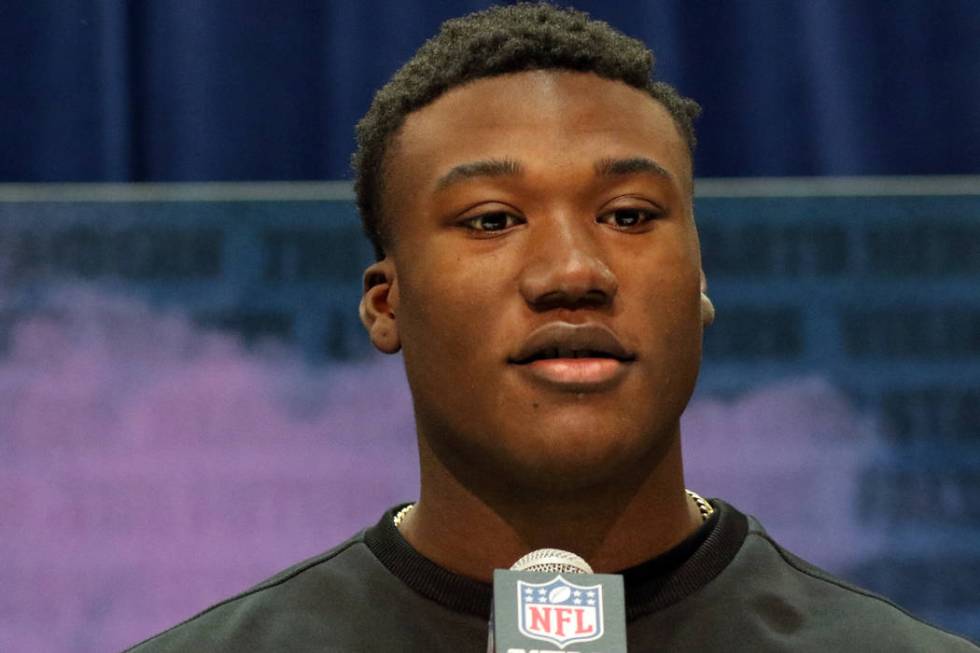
left=359, top=70, right=715, bottom=580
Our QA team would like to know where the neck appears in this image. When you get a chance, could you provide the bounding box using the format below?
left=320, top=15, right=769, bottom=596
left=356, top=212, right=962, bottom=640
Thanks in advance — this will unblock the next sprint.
left=398, top=425, right=701, bottom=582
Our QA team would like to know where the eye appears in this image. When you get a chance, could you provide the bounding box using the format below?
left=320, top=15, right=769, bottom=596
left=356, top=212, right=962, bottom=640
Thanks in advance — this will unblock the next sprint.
left=460, top=211, right=523, bottom=233
left=598, top=208, right=661, bottom=230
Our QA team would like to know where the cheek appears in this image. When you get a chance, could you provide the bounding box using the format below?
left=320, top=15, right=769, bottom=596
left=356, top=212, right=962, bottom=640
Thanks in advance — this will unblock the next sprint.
left=396, top=267, right=509, bottom=437
left=625, top=241, right=701, bottom=321
left=396, top=257, right=501, bottom=364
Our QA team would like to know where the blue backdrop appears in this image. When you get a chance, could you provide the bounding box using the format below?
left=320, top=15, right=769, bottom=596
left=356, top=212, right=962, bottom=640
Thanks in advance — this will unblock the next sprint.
left=2, top=182, right=978, bottom=651
left=2, top=0, right=979, bottom=182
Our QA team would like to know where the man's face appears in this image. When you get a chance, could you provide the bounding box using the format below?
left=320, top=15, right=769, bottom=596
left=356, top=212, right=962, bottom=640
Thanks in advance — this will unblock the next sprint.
left=366, top=71, right=706, bottom=493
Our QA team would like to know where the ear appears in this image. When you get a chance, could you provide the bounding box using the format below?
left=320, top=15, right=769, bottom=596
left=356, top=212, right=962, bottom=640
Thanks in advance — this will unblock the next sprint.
left=359, top=258, right=401, bottom=354
left=700, top=268, right=715, bottom=327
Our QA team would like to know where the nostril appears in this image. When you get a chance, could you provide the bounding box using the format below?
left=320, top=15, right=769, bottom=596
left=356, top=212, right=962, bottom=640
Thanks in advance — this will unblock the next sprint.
left=529, top=288, right=612, bottom=312
left=518, top=250, right=618, bottom=310
left=581, top=288, right=613, bottom=306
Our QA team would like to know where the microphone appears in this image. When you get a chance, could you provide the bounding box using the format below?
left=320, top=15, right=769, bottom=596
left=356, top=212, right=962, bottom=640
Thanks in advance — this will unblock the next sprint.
left=488, top=549, right=627, bottom=653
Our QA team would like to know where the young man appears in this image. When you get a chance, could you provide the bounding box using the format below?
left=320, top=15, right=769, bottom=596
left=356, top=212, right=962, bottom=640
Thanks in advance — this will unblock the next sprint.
left=129, top=4, right=977, bottom=651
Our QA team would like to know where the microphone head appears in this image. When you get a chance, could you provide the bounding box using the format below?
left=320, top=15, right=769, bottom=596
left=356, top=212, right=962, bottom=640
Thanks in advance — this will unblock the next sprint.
left=510, top=548, right=593, bottom=574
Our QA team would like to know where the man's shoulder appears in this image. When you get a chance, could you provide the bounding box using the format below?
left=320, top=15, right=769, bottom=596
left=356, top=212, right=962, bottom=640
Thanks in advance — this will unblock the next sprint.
left=125, top=530, right=378, bottom=652
left=637, top=503, right=977, bottom=651
left=711, top=510, right=977, bottom=650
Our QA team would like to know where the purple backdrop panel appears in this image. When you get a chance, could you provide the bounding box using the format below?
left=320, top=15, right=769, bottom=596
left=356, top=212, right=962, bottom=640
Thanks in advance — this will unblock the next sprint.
left=1, top=288, right=419, bottom=652
left=0, top=285, right=945, bottom=651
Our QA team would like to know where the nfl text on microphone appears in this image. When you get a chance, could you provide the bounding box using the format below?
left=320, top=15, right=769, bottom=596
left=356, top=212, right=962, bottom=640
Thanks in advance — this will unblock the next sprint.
left=491, top=568, right=626, bottom=652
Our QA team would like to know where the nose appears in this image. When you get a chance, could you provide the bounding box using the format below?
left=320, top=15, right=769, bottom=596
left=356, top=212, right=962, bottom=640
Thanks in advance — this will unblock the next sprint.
left=518, top=215, right=618, bottom=311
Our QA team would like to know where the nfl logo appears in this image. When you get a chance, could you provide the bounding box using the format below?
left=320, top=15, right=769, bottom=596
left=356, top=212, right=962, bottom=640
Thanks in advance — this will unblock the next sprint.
left=516, top=575, right=603, bottom=648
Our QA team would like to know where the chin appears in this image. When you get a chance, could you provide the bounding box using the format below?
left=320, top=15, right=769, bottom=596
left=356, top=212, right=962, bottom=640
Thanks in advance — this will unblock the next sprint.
left=492, top=420, right=674, bottom=494
left=418, top=391, right=686, bottom=497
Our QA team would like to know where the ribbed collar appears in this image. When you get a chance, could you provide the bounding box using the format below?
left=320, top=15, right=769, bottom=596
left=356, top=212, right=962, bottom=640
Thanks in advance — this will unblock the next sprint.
left=364, top=498, right=748, bottom=621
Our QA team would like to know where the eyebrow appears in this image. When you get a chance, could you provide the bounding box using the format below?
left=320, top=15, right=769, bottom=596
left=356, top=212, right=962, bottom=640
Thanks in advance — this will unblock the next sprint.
left=594, top=156, right=673, bottom=181
left=433, top=155, right=673, bottom=191
left=435, top=158, right=524, bottom=190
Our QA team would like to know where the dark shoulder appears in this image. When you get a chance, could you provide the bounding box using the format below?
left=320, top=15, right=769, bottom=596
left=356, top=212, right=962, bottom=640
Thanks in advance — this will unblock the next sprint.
left=741, top=518, right=978, bottom=651
left=125, top=532, right=373, bottom=652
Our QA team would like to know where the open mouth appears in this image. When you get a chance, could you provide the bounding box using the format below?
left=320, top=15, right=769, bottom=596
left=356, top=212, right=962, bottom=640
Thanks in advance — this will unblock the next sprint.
left=509, top=322, right=635, bottom=365
left=508, top=323, right=635, bottom=389
left=513, top=348, right=631, bottom=364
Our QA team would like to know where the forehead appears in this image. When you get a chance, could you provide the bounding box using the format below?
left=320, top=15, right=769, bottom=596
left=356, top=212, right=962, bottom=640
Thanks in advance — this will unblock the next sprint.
left=387, top=70, right=691, bottom=187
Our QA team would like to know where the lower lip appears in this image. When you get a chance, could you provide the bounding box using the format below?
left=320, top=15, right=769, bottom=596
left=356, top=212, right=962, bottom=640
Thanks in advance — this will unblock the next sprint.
left=518, top=358, right=628, bottom=390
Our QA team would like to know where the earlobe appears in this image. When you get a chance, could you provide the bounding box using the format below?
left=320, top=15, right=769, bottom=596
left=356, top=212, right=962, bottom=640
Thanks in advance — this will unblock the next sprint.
left=359, top=259, right=401, bottom=354
left=700, top=269, right=715, bottom=327
left=701, top=292, right=715, bottom=327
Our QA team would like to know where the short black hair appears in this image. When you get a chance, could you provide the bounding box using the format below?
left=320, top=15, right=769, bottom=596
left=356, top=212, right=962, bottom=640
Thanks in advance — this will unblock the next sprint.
left=352, top=2, right=700, bottom=260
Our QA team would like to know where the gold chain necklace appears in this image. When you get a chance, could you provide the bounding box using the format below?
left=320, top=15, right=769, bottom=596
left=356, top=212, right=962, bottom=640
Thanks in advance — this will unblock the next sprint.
left=393, top=489, right=714, bottom=528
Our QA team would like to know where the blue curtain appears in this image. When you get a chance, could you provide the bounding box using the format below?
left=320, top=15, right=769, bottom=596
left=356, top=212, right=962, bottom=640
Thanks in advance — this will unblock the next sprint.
left=2, top=0, right=978, bottom=181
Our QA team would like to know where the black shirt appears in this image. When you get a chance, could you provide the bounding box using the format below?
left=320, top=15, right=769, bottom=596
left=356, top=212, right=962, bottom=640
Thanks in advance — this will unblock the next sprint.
left=127, top=499, right=978, bottom=652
